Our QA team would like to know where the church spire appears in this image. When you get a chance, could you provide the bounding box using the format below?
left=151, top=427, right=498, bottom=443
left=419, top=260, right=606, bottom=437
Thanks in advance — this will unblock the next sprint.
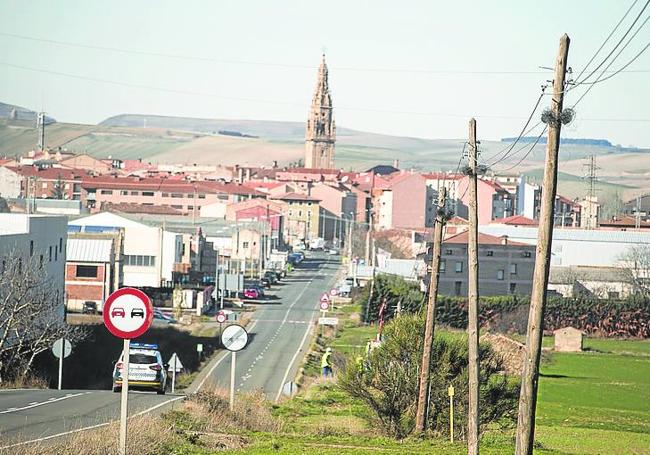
left=305, top=55, right=336, bottom=169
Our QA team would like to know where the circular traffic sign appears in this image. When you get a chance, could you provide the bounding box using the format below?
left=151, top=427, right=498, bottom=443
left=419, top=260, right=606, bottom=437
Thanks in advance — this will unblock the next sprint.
left=330, top=288, right=338, bottom=296
left=103, top=287, right=153, bottom=339
left=52, top=338, right=72, bottom=359
left=320, top=300, right=330, bottom=311
left=221, top=324, right=248, bottom=352
left=216, top=311, right=227, bottom=323
left=320, top=293, right=330, bottom=302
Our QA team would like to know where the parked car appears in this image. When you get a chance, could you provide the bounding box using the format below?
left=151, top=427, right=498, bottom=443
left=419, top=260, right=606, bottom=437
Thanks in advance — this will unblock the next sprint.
left=82, top=301, right=97, bottom=315
left=327, top=248, right=339, bottom=256
left=263, top=271, right=278, bottom=284
left=260, top=277, right=271, bottom=288
left=153, top=309, right=177, bottom=324
left=112, top=343, right=167, bottom=394
left=246, top=283, right=266, bottom=297
left=243, top=288, right=260, bottom=299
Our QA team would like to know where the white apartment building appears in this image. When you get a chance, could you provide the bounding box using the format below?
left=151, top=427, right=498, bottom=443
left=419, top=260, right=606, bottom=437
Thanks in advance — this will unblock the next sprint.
left=69, top=212, right=182, bottom=288
left=0, top=214, right=67, bottom=315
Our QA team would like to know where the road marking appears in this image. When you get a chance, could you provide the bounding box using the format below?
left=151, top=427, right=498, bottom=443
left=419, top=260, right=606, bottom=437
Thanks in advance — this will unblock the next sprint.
left=275, top=318, right=314, bottom=403
left=0, top=392, right=88, bottom=414
left=195, top=319, right=258, bottom=391
left=0, top=394, right=184, bottom=450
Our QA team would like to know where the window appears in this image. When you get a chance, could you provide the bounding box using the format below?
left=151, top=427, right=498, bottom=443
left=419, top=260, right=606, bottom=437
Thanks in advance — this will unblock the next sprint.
left=171, top=193, right=183, bottom=198
left=454, top=281, right=462, bottom=296
left=100, top=190, right=113, bottom=195
left=59, top=237, right=63, bottom=253
left=49, top=246, right=52, bottom=262
left=171, top=205, right=183, bottom=209
left=142, top=191, right=154, bottom=197
left=486, top=250, right=494, bottom=257
left=445, top=249, right=453, bottom=255
left=188, top=205, right=194, bottom=210
left=162, top=193, right=169, bottom=197
left=608, top=291, right=620, bottom=299
left=298, top=211, right=303, bottom=217
left=130, top=191, right=139, bottom=196
left=73, top=183, right=81, bottom=193
left=510, top=264, right=517, bottom=275
left=455, top=261, right=463, bottom=273
left=509, top=283, right=517, bottom=294
left=64, top=183, right=70, bottom=190
left=497, top=270, right=505, bottom=280
left=289, top=210, right=293, bottom=217
left=218, top=194, right=229, bottom=200
left=42, top=182, right=47, bottom=189
left=243, top=241, right=250, bottom=249
left=124, top=255, right=156, bottom=267
left=76, top=265, right=98, bottom=278
left=523, top=251, right=532, bottom=258
left=439, top=259, right=446, bottom=273
left=198, top=194, right=206, bottom=199
left=120, top=190, right=129, bottom=196
left=307, top=210, right=312, bottom=218
left=30, top=241, right=34, bottom=256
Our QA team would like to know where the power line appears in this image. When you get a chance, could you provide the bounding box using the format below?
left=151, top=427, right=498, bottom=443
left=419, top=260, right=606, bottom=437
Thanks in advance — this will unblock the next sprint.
left=493, top=126, right=548, bottom=173
left=573, top=0, right=641, bottom=82
left=1, top=30, right=649, bottom=76
left=575, top=0, right=650, bottom=84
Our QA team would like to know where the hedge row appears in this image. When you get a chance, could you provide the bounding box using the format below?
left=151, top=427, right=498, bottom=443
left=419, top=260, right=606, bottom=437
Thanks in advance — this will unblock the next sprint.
left=360, top=276, right=650, bottom=338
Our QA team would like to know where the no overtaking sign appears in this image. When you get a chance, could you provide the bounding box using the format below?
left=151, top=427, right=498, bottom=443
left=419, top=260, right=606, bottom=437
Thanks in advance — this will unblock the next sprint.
left=103, top=287, right=153, bottom=339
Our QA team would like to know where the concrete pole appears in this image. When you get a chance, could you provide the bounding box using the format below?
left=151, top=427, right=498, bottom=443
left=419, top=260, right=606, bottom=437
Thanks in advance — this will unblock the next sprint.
left=229, top=351, right=236, bottom=411
left=467, top=118, right=480, bottom=455
left=415, top=187, right=447, bottom=432
left=119, top=339, right=130, bottom=455
left=516, top=34, right=570, bottom=455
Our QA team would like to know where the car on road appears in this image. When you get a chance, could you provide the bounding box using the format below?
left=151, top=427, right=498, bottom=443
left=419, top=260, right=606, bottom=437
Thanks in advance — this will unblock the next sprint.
left=260, top=277, right=271, bottom=288
left=327, top=248, right=339, bottom=255
left=112, top=343, right=167, bottom=394
left=82, top=301, right=98, bottom=314
left=111, top=307, right=125, bottom=318
left=153, top=309, right=177, bottom=324
left=131, top=308, right=145, bottom=318
left=245, top=283, right=266, bottom=297
left=243, top=288, right=260, bottom=299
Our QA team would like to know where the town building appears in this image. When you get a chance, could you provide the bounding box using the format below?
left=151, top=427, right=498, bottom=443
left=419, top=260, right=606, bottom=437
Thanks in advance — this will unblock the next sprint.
left=271, top=192, right=321, bottom=246
left=65, top=231, right=123, bottom=312
left=0, top=214, right=67, bottom=313
left=373, top=172, right=428, bottom=230
left=68, top=212, right=183, bottom=288
left=457, top=177, right=515, bottom=225
left=0, top=166, right=85, bottom=200
left=305, top=55, right=336, bottom=169
left=423, top=231, right=536, bottom=297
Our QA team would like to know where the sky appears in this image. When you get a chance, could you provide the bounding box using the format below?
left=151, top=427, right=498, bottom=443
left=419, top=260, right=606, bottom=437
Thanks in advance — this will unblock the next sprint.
left=0, top=0, right=648, bottom=147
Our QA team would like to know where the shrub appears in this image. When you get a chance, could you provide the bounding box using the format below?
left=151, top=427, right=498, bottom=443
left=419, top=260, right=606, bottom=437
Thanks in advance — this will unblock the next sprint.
left=339, top=312, right=519, bottom=439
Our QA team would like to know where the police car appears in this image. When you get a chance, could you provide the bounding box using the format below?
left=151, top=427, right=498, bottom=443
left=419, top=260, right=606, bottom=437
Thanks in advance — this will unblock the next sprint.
left=112, top=343, right=168, bottom=394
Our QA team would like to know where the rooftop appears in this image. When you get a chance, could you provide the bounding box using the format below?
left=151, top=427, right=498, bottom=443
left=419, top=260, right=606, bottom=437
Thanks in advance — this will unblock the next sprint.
left=443, top=230, right=528, bottom=246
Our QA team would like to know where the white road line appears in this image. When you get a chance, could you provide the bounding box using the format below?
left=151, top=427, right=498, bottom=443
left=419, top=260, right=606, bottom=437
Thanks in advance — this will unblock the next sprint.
left=275, top=318, right=314, bottom=403
left=195, top=319, right=258, bottom=391
left=0, top=392, right=88, bottom=414
left=0, top=394, right=184, bottom=450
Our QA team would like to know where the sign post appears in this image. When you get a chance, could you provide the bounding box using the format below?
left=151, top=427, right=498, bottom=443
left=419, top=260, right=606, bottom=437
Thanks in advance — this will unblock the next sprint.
left=103, top=287, right=153, bottom=455
left=448, top=384, right=455, bottom=443
left=52, top=338, right=72, bottom=390
left=167, top=353, right=183, bottom=394
left=221, top=324, right=249, bottom=411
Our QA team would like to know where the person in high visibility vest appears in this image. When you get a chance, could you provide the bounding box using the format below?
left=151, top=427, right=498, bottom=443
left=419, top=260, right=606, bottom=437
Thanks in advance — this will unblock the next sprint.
left=321, top=347, right=333, bottom=378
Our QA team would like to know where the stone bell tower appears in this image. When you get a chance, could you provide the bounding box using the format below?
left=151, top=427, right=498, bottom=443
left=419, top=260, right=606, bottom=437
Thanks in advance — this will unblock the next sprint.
left=305, top=55, right=336, bottom=169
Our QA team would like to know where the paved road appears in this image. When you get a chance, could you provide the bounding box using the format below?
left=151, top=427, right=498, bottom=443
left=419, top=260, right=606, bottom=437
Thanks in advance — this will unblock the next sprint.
left=0, top=389, right=183, bottom=448
left=199, top=252, right=339, bottom=400
left=0, top=252, right=339, bottom=446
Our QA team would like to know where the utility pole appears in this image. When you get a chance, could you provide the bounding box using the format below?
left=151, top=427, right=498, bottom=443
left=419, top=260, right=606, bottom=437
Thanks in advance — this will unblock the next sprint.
left=635, top=197, right=641, bottom=230
left=467, top=118, right=480, bottom=455
left=365, top=212, right=373, bottom=264
left=515, top=34, right=570, bottom=455
left=583, top=155, right=599, bottom=230
left=415, top=187, right=447, bottom=433
left=37, top=112, right=46, bottom=151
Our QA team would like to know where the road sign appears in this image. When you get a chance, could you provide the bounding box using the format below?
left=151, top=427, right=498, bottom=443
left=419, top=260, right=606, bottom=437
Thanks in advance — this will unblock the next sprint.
left=167, top=353, right=184, bottom=372
left=216, top=311, right=227, bottom=323
left=196, top=343, right=204, bottom=353
left=103, top=287, right=153, bottom=339
left=320, top=293, right=330, bottom=303
left=319, top=300, right=330, bottom=311
left=52, top=338, right=72, bottom=359
left=221, top=324, right=248, bottom=352
left=318, top=317, right=339, bottom=326
left=330, top=288, right=338, bottom=296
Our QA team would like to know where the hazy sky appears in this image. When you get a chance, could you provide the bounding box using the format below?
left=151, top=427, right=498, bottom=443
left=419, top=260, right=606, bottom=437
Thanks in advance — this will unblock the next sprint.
left=0, top=0, right=648, bottom=146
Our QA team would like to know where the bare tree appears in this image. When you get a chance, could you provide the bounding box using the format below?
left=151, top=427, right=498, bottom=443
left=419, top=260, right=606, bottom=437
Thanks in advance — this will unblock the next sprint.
left=0, top=249, right=85, bottom=382
left=619, top=245, right=650, bottom=297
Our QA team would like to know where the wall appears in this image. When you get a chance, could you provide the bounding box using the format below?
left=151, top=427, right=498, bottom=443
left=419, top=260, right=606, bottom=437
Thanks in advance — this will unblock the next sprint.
left=391, top=174, right=426, bottom=229
left=0, top=167, right=21, bottom=198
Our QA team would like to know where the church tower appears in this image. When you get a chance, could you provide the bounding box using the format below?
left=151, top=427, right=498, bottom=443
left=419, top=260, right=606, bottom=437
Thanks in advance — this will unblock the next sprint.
left=305, top=55, right=336, bottom=169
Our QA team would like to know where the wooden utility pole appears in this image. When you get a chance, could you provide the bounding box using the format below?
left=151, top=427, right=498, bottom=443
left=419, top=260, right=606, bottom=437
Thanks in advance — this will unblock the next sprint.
left=515, top=34, right=570, bottom=455
left=415, top=187, right=447, bottom=432
left=467, top=118, right=480, bottom=455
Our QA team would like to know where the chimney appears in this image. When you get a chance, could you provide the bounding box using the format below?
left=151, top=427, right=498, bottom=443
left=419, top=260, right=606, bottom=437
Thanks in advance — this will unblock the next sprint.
left=273, top=160, right=278, bottom=168
left=393, top=159, right=399, bottom=169
left=245, top=168, right=251, bottom=181
left=501, top=235, right=509, bottom=245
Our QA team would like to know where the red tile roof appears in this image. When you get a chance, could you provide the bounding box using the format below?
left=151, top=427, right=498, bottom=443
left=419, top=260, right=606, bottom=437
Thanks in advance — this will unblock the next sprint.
left=101, top=202, right=184, bottom=216
left=422, top=172, right=464, bottom=180
left=444, top=230, right=528, bottom=246
left=599, top=216, right=650, bottom=228
left=280, top=167, right=341, bottom=175
left=492, top=215, right=538, bottom=226
left=6, top=166, right=87, bottom=180
left=271, top=192, right=321, bottom=202
left=81, top=176, right=264, bottom=196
